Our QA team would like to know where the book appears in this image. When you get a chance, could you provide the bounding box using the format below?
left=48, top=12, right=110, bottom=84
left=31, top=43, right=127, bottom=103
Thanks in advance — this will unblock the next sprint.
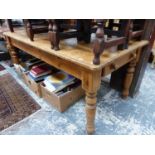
left=43, top=71, right=75, bottom=93
left=30, top=63, right=51, bottom=76
left=28, top=72, right=51, bottom=82
left=25, top=58, right=43, bottom=70
left=44, top=79, right=75, bottom=93
left=55, top=79, right=81, bottom=96
left=29, top=70, right=51, bottom=78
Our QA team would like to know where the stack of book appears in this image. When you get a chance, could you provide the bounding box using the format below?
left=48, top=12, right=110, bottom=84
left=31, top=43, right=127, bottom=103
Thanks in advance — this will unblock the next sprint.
left=25, top=58, right=43, bottom=71
left=43, top=71, right=80, bottom=95
left=28, top=63, right=53, bottom=82
left=17, top=58, right=44, bottom=73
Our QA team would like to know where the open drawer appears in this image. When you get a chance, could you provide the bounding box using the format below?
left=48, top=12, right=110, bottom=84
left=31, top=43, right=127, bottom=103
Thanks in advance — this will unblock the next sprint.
left=41, top=83, right=85, bottom=112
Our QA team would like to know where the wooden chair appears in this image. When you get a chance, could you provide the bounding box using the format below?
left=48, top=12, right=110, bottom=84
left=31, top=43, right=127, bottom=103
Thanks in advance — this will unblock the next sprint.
left=6, top=19, right=23, bottom=32
left=92, top=20, right=130, bottom=64
left=48, top=19, right=91, bottom=50
left=7, top=19, right=49, bottom=41
left=48, top=19, right=131, bottom=65
left=92, top=19, right=147, bottom=65
left=7, top=19, right=78, bottom=45
left=23, top=19, right=49, bottom=41
left=128, top=19, right=146, bottom=42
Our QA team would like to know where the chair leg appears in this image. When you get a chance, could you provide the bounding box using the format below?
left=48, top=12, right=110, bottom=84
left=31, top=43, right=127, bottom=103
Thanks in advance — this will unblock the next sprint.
left=7, top=19, right=14, bottom=32
left=25, top=20, right=34, bottom=41
left=77, top=20, right=91, bottom=43
left=49, top=20, right=60, bottom=51
left=119, top=20, right=132, bottom=50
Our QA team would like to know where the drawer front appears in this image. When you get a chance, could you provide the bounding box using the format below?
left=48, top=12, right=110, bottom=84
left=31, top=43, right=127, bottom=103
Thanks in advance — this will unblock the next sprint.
left=41, top=85, right=60, bottom=110
left=102, top=52, right=136, bottom=76
left=25, top=74, right=42, bottom=97
left=41, top=84, right=84, bottom=112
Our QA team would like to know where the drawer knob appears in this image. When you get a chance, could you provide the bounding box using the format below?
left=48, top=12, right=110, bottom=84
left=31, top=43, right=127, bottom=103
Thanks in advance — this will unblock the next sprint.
left=130, top=53, right=136, bottom=59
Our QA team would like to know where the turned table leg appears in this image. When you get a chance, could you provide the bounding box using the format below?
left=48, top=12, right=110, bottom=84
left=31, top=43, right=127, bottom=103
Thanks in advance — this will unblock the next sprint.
left=122, top=57, right=137, bottom=98
left=6, top=38, right=19, bottom=64
left=82, top=70, right=102, bottom=134
left=9, top=46, right=19, bottom=64
left=85, top=92, right=97, bottom=134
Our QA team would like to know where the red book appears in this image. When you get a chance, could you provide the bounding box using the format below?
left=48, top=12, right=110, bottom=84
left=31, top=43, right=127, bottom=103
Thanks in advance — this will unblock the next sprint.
left=31, top=63, right=51, bottom=76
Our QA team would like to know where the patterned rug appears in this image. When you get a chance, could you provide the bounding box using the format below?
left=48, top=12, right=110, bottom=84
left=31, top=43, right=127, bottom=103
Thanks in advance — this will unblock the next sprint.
left=0, top=64, right=5, bottom=71
left=0, top=73, right=41, bottom=131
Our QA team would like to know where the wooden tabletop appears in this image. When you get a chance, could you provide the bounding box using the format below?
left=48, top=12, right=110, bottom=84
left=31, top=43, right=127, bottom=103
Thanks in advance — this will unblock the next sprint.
left=4, top=30, right=149, bottom=71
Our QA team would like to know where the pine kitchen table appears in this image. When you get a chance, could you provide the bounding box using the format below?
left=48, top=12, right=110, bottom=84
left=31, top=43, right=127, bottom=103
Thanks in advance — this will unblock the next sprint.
left=4, top=30, right=148, bottom=134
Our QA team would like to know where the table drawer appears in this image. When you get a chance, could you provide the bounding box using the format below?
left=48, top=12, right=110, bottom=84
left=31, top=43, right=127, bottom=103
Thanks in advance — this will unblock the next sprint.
left=41, top=84, right=85, bottom=112
left=102, top=52, right=136, bottom=76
